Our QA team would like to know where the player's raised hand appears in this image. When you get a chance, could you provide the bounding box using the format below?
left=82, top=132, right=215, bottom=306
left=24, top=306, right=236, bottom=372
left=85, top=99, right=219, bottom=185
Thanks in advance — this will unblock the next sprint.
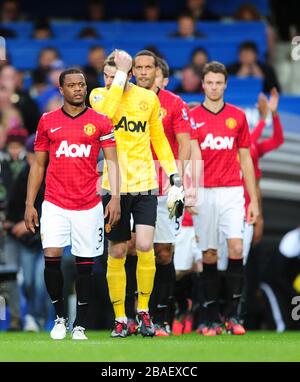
left=269, top=87, right=279, bottom=114
left=24, top=205, right=39, bottom=234
left=104, top=196, right=121, bottom=227
left=257, top=92, right=269, bottom=120
left=114, top=50, right=132, bottom=74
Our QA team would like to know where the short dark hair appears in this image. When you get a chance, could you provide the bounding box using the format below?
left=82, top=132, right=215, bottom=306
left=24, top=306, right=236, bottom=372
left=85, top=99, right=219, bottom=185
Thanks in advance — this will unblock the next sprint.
left=59, top=68, right=85, bottom=87
left=239, top=41, right=258, bottom=54
left=134, top=50, right=158, bottom=67
left=201, top=61, right=228, bottom=81
left=157, top=57, right=169, bottom=79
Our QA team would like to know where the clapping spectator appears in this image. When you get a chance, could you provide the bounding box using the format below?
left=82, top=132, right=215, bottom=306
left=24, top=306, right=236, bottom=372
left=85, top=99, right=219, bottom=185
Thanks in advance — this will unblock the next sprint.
left=227, top=41, right=281, bottom=93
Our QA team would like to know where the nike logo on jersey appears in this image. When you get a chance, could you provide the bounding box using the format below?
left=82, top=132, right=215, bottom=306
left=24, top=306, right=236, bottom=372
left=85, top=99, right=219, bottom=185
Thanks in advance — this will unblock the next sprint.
left=78, top=301, right=88, bottom=306
left=196, top=122, right=205, bottom=128
left=50, top=127, right=62, bottom=133
left=156, top=304, right=168, bottom=309
left=201, top=133, right=234, bottom=150
left=56, top=140, right=92, bottom=158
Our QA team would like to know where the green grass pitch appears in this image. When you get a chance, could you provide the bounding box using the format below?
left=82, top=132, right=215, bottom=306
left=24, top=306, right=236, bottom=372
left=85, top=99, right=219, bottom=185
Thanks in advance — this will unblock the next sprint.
left=0, top=331, right=300, bottom=362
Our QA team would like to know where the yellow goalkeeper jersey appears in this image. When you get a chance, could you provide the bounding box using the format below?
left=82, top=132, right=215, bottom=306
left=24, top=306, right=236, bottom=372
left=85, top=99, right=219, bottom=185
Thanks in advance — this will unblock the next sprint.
left=90, top=82, right=177, bottom=193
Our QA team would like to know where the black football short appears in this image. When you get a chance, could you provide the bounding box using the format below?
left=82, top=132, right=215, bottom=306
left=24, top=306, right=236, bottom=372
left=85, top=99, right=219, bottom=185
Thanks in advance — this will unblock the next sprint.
left=102, top=192, right=158, bottom=242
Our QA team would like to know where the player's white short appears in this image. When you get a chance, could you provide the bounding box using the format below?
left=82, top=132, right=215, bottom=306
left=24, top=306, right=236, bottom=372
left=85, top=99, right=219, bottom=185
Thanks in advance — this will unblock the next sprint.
left=174, top=224, right=201, bottom=271
left=196, top=186, right=245, bottom=251
left=154, top=196, right=177, bottom=243
left=218, top=222, right=254, bottom=271
left=40, top=200, right=104, bottom=257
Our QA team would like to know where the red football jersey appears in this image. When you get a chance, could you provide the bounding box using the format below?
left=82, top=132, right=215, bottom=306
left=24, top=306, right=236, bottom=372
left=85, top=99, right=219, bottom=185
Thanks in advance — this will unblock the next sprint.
left=152, top=89, right=191, bottom=194
left=182, top=210, right=193, bottom=227
left=35, top=107, right=115, bottom=210
left=152, top=89, right=191, bottom=160
left=190, top=103, right=250, bottom=187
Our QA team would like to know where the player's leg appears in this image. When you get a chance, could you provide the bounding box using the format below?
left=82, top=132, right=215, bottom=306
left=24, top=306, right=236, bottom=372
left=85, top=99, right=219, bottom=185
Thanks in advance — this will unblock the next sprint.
left=103, top=194, right=132, bottom=337
left=40, top=201, right=71, bottom=340
left=173, top=226, right=195, bottom=335
left=219, top=186, right=246, bottom=335
left=125, top=220, right=138, bottom=335
left=197, top=189, right=222, bottom=336
left=133, top=193, right=157, bottom=337
left=151, top=196, right=176, bottom=336
left=69, top=201, right=105, bottom=340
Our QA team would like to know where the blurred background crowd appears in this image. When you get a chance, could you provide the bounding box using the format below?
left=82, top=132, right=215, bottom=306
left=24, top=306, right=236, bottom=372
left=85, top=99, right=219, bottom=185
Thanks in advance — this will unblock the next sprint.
left=0, top=0, right=299, bottom=333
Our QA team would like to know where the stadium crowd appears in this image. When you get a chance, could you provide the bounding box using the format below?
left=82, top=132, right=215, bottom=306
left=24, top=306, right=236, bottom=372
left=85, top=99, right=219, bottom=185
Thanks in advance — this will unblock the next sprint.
left=0, top=0, right=299, bottom=335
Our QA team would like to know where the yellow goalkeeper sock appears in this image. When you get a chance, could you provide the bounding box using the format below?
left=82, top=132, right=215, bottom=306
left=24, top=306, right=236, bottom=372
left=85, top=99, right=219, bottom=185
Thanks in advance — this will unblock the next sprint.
left=106, top=255, right=126, bottom=320
left=136, top=248, right=156, bottom=312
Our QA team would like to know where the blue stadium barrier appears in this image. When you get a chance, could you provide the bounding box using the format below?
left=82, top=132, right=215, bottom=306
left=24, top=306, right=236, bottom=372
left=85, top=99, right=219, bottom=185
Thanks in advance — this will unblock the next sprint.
left=3, top=20, right=266, bottom=42
left=6, top=36, right=266, bottom=70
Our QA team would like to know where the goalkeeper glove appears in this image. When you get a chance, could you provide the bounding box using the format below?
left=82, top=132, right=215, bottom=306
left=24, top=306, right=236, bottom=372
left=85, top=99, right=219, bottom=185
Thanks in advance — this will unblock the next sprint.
left=167, top=173, right=184, bottom=219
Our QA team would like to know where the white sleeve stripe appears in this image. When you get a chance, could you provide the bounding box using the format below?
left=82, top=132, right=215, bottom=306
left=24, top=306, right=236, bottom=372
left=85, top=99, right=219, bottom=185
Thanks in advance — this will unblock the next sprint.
left=99, top=132, right=115, bottom=141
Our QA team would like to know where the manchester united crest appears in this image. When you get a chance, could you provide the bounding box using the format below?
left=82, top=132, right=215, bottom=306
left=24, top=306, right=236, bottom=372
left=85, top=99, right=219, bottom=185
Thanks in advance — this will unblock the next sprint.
left=139, top=101, right=149, bottom=111
left=84, top=123, right=96, bottom=136
left=225, top=117, right=237, bottom=129
left=159, top=107, right=167, bottom=119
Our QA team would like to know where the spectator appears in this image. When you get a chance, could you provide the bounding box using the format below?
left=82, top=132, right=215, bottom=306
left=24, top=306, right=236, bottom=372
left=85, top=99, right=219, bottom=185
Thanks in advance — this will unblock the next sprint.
left=0, top=82, right=23, bottom=132
left=5, top=134, right=49, bottom=331
left=0, top=0, right=23, bottom=22
left=36, top=59, right=64, bottom=113
left=29, top=70, right=48, bottom=100
left=190, top=47, right=209, bottom=69
left=85, top=0, right=105, bottom=21
left=175, top=64, right=202, bottom=93
left=185, top=0, right=219, bottom=21
left=0, top=127, right=27, bottom=331
left=0, top=65, right=41, bottom=134
left=234, top=3, right=276, bottom=62
left=143, top=0, right=160, bottom=22
left=170, top=12, right=205, bottom=39
left=227, top=41, right=281, bottom=93
left=83, top=45, right=106, bottom=101
left=78, top=26, right=101, bottom=39
left=32, top=47, right=60, bottom=80
left=32, top=19, right=53, bottom=40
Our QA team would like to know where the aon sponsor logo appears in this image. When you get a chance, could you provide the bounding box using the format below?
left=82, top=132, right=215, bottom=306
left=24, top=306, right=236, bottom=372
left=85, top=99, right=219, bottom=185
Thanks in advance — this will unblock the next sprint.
left=56, top=140, right=92, bottom=158
left=115, top=116, right=147, bottom=133
left=201, top=133, right=234, bottom=150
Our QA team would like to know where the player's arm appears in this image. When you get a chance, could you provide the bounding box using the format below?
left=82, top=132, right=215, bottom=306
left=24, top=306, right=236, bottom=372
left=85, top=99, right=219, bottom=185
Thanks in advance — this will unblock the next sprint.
left=257, top=88, right=284, bottom=156
left=25, top=151, right=48, bottom=233
left=102, top=146, right=121, bottom=227
left=252, top=181, right=264, bottom=246
left=150, top=96, right=177, bottom=177
left=185, top=139, right=202, bottom=214
left=174, top=100, right=192, bottom=177
left=239, top=148, right=259, bottom=224
left=176, top=132, right=191, bottom=178
left=90, top=51, right=132, bottom=119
